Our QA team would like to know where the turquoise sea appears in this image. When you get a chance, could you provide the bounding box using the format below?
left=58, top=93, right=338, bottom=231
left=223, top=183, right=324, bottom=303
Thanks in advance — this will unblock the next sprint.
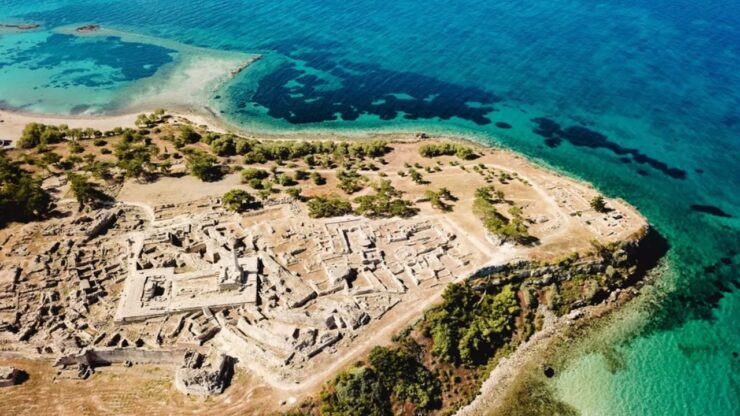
left=1, top=1, right=738, bottom=414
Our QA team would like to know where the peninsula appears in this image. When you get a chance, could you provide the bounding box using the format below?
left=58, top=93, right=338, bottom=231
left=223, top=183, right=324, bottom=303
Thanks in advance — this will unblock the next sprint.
left=0, top=111, right=658, bottom=415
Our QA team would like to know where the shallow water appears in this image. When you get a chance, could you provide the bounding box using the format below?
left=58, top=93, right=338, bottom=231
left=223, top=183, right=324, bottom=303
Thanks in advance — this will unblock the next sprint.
left=1, top=1, right=738, bottom=414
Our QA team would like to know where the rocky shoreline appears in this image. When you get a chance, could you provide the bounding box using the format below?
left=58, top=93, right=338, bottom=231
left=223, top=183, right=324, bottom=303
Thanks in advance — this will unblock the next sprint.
left=456, top=226, right=667, bottom=415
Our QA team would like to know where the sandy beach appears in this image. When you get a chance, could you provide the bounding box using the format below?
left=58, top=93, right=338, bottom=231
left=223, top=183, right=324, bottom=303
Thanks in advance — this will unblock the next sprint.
left=0, top=108, right=230, bottom=144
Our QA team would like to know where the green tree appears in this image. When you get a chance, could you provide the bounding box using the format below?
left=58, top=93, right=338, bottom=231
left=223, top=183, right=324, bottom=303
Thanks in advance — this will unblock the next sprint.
left=285, top=187, right=301, bottom=200
left=67, top=172, right=108, bottom=209
left=17, top=123, right=65, bottom=149
left=184, top=149, right=223, bottom=182
left=241, top=168, right=269, bottom=183
left=178, top=125, right=201, bottom=144
left=222, top=189, right=258, bottom=212
left=368, top=345, right=441, bottom=410
left=590, top=195, right=608, bottom=213
left=310, top=171, right=326, bottom=185
left=307, top=194, right=353, bottom=218
left=0, top=153, right=51, bottom=225
left=320, top=367, right=391, bottom=416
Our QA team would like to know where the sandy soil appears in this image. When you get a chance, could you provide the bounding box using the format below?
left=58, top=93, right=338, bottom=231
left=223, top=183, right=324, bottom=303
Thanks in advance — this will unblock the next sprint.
left=0, top=108, right=231, bottom=144
left=0, top=115, right=647, bottom=415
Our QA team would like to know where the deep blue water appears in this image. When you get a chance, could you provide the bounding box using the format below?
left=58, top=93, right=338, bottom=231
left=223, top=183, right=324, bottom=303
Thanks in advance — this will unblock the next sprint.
left=1, top=1, right=738, bottom=414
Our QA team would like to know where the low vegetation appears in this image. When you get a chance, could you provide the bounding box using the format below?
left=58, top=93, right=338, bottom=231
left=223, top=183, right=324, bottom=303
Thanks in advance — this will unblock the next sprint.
left=307, top=194, right=354, bottom=218
left=222, top=189, right=259, bottom=213
left=0, top=152, right=51, bottom=225
left=590, top=195, right=608, bottom=213
left=184, top=148, right=223, bottom=182
left=67, top=172, right=110, bottom=209
left=315, top=236, right=647, bottom=415
left=419, top=143, right=477, bottom=160
left=354, top=180, right=417, bottom=218
left=424, top=187, right=457, bottom=211
left=473, top=186, right=534, bottom=244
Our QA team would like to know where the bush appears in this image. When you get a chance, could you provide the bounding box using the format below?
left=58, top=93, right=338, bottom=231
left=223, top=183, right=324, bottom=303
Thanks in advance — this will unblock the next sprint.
left=354, top=180, right=417, bottom=218
left=0, top=153, right=51, bottom=225
left=307, top=194, right=353, bottom=218
left=67, top=172, right=109, bottom=209
left=17, top=123, right=66, bottom=149
left=222, top=189, right=258, bottom=212
left=368, top=345, right=442, bottom=410
left=241, top=168, right=269, bottom=183
left=285, top=187, right=301, bottom=199
left=277, top=173, right=297, bottom=186
left=68, top=140, right=84, bottom=154
left=93, top=138, right=107, bottom=147
left=310, top=171, right=326, bottom=185
left=418, top=143, right=477, bottom=160
left=294, top=169, right=309, bottom=180
left=210, top=136, right=236, bottom=156
left=591, top=195, right=608, bottom=213
left=184, top=149, right=223, bottom=182
left=336, top=169, right=367, bottom=194
left=320, top=366, right=390, bottom=416
left=473, top=186, right=533, bottom=244
left=178, top=125, right=201, bottom=144
left=426, top=284, right=520, bottom=365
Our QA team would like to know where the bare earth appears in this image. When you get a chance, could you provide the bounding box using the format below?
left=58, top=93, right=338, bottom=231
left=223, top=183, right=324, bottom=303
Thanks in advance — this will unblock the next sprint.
left=0, top=114, right=646, bottom=415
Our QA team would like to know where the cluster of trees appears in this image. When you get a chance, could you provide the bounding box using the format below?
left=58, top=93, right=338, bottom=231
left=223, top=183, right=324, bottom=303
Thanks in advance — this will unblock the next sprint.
left=321, top=343, right=441, bottom=415
left=195, top=132, right=391, bottom=165
left=17, top=123, right=66, bottom=149
left=17, top=123, right=106, bottom=149
left=114, top=131, right=159, bottom=180
left=0, top=153, right=51, bottom=225
left=308, top=181, right=417, bottom=219
left=354, top=180, right=417, bottom=218
left=425, top=283, right=520, bottom=365
left=307, top=194, right=353, bottom=218
left=473, top=186, right=533, bottom=244
left=134, top=109, right=166, bottom=128
left=66, top=172, right=109, bottom=210
left=336, top=169, right=367, bottom=194
left=418, top=143, right=477, bottom=160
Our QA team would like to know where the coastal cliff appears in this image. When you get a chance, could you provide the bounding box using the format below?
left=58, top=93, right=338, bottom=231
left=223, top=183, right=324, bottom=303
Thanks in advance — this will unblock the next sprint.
left=295, top=226, right=665, bottom=416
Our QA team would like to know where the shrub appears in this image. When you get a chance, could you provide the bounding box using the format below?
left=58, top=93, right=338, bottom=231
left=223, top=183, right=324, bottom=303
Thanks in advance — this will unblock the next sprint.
left=426, top=283, right=520, bottom=365
left=307, top=194, right=353, bottom=218
left=17, top=123, right=66, bottom=149
left=210, top=136, right=236, bottom=156
left=320, top=367, right=390, bottom=416
left=241, top=168, right=269, bottom=183
left=68, top=140, right=84, bottom=154
left=0, top=153, right=51, bottom=225
left=354, top=180, right=417, bottom=218
left=310, top=171, right=326, bottom=185
left=285, top=187, right=301, bottom=199
left=368, top=345, right=442, bottom=410
left=590, top=195, right=608, bottom=213
left=67, top=172, right=109, bottom=209
left=473, top=186, right=533, bottom=244
left=184, top=148, right=223, bottom=182
left=222, top=189, right=258, bottom=212
left=294, top=169, right=309, bottom=180
left=336, top=169, right=367, bottom=194
left=418, top=143, right=477, bottom=160
left=178, top=125, right=201, bottom=144
left=277, top=173, right=297, bottom=186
